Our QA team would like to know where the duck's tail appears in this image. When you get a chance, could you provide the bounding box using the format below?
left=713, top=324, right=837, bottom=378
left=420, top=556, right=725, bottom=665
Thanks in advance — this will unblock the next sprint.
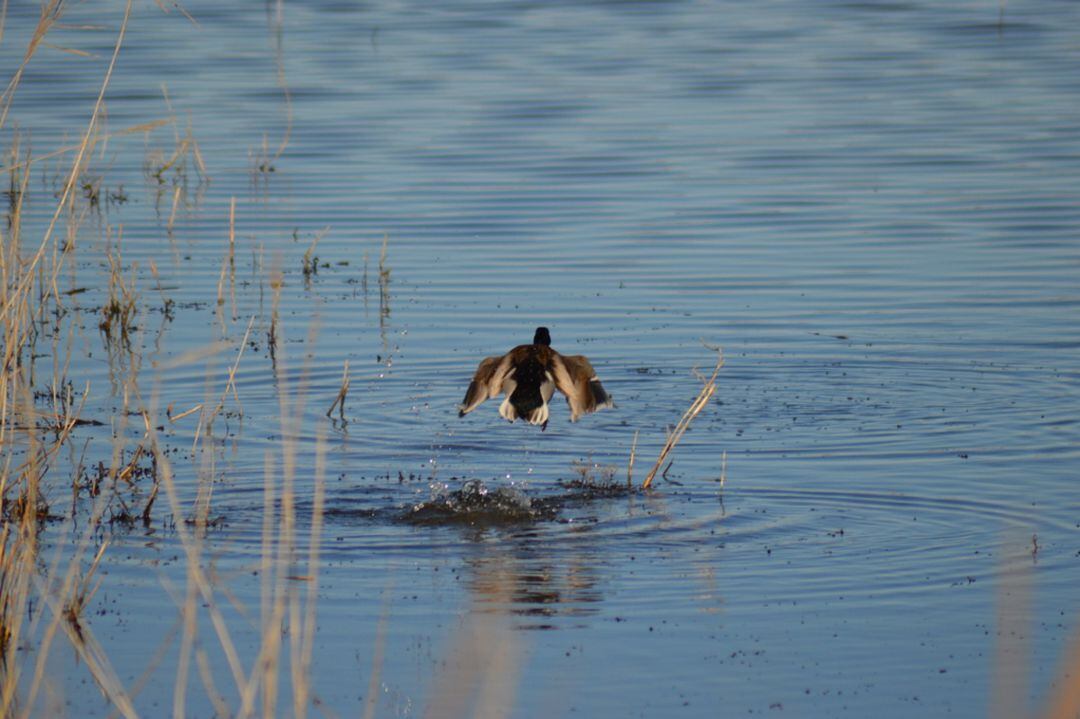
left=499, top=385, right=550, bottom=427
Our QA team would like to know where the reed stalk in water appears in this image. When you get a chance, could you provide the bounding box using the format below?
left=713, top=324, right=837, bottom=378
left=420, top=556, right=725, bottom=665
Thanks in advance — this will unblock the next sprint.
left=642, top=347, right=724, bottom=490
left=326, top=359, right=351, bottom=418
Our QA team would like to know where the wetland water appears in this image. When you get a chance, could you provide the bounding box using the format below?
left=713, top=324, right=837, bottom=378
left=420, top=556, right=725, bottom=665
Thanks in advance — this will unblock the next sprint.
left=2, top=0, right=1079, bottom=716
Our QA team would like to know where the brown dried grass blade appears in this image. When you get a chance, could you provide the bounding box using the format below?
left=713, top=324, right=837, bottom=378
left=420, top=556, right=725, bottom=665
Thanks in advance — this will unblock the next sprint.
left=642, top=348, right=723, bottom=490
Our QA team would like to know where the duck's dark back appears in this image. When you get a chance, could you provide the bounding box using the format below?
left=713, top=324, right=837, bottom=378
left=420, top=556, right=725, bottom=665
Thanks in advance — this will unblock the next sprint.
left=507, top=344, right=553, bottom=414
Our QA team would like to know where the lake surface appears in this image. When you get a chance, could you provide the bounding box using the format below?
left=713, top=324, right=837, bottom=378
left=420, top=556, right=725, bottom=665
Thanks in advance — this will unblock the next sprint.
left=2, top=0, right=1079, bottom=716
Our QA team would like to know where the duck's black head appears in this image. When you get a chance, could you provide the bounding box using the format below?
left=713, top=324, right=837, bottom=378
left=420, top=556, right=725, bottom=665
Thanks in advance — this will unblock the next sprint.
left=533, top=327, right=551, bottom=346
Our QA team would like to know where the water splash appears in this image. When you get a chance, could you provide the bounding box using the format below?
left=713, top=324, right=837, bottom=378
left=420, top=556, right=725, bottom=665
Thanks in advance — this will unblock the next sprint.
left=403, top=479, right=557, bottom=526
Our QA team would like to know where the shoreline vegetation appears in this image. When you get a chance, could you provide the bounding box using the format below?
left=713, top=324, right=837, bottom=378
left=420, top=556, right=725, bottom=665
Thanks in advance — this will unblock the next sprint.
left=1, top=3, right=334, bottom=715
left=0, top=2, right=1077, bottom=717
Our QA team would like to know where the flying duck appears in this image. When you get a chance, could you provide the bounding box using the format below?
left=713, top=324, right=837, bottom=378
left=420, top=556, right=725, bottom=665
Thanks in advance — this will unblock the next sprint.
left=458, top=327, right=613, bottom=429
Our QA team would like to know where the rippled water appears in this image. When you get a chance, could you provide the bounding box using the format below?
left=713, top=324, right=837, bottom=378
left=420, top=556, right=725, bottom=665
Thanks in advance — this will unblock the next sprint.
left=3, top=0, right=1079, bottom=716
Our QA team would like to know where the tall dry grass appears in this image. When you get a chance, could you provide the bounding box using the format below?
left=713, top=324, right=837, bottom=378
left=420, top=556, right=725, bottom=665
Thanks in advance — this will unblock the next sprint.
left=0, top=1, right=131, bottom=712
left=0, top=3, right=326, bottom=715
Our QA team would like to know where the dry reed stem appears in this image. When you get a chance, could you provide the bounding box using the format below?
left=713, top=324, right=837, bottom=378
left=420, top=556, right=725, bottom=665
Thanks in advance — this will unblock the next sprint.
left=0, top=0, right=132, bottom=326
left=301, top=226, right=330, bottom=277
left=143, top=417, right=248, bottom=706
left=114, top=445, right=145, bottom=484
left=642, top=348, right=724, bottom=490
left=326, top=359, right=350, bottom=418
left=284, top=314, right=323, bottom=716
left=378, top=233, right=391, bottom=313
left=268, top=2, right=293, bottom=164
left=626, top=429, right=639, bottom=488
left=40, top=41, right=93, bottom=58
left=173, top=541, right=197, bottom=718
left=21, top=449, right=139, bottom=719
left=0, top=119, right=171, bottom=176
left=1043, top=619, right=1080, bottom=718
left=0, top=506, right=34, bottom=711
left=0, top=0, right=63, bottom=130
left=238, top=451, right=284, bottom=718
left=0, top=0, right=9, bottom=47
left=0, top=141, right=32, bottom=373
left=293, top=426, right=326, bottom=718
left=160, top=83, right=181, bottom=159
left=195, top=648, right=231, bottom=718
left=228, top=197, right=236, bottom=267
left=49, top=596, right=138, bottom=719
left=152, top=0, right=199, bottom=25
left=128, top=400, right=247, bottom=719
left=216, top=253, right=229, bottom=309
left=0, top=164, right=37, bottom=711
left=233, top=302, right=320, bottom=717
left=32, top=382, right=89, bottom=465
left=168, top=403, right=202, bottom=423
left=166, top=184, right=181, bottom=233
left=362, top=589, right=393, bottom=719
left=187, top=122, right=208, bottom=179
left=192, top=315, right=255, bottom=449
left=41, top=541, right=140, bottom=719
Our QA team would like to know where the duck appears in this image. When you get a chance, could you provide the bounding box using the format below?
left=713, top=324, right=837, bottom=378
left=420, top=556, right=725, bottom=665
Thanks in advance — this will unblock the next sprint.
left=458, top=327, right=614, bottom=429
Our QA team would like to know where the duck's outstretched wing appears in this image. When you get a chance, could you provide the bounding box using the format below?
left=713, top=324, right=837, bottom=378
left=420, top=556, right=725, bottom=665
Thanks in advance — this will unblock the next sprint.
left=552, top=353, right=614, bottom=421
left=459, top=355, right=512, bottom=417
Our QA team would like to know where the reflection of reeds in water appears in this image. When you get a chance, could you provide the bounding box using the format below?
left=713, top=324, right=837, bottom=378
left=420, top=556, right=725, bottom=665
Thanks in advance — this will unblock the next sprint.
left=144, top=86, right=209, bottom=240
left=145, top=86, right=208, bottom=187
left=214, top=198, right=239, bottom=328
left=361, top=250, right=370, bottom=311
left=378, top=233, right=392, bottom=361
left=1044, top=627, right=1080, bottom=718
left=192, top=315, right=254, bottom=450
left=992, top=532, right=1080, bottom=719
left=248, top=0, right=293, bottom=179
left=265, top=270, right=281, bottom=372
left=99, top=229, right=139, bottom=349
left=422, top=559, right=524, bottom=719
left=300, top=226, right=330, bottom=286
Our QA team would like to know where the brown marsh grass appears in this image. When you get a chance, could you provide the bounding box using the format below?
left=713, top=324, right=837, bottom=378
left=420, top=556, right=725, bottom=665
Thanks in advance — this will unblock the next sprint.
left=0, top=3, right=326, bottom=714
